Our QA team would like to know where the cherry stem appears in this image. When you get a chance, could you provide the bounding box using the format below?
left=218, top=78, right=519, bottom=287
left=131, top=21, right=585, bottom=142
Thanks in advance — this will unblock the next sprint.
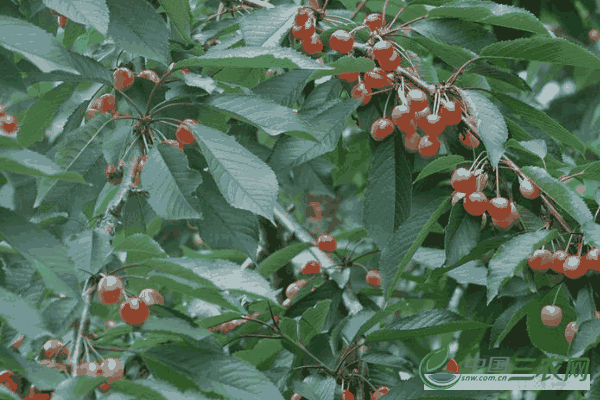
left=108, top=263, right=141, bottom=276
left=552, top=284, right=563, bottom=306
left=566, top=233, right=574, bottom=254
left=151, top=126, right=168, bottom=142
left=594, top=205, right=599, bottom=220
left=387, top=14, right=428, bottom=36
left=350, top=250, right=380, bottom=265
left=388, top=6, right=405, bottom=29
left=83, top=339, right=90, bottom=362
left=85, top=338, right=105, bottom=361
left=383, top=89, right=393, bottom=117
left=445, top=56, right=481, bottom=87
left=349, top=25, right=369, bottom=34
left=496, top=166, right=500, bottom=198
left=239, top=316, right=279, bottom=333
left=381, top=0, right=389, bottom=27
left=116, top=90, right=144, bottom=118
left=70, top=280, right=92, bottom=377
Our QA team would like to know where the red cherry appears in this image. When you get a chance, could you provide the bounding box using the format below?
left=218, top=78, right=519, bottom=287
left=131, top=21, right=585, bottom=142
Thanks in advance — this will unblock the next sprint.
left=291, top=393, right=303, bottom=400
left=540, top=305, right=562, bottom=327
left=138, top=69, right=160, bottom=84
left=519, top=177, right=539, bottom=199
left=363, top=13, right=384, bottom=32
left=295, top=7, right=311, bottom=25
left=590, top=29, right=599, bottom=41
left=565, top=321, right=577, bottom=342
left=139, top=288, right=164, bottom=305
left=373, top=40, right=394, bottom=61
left=350, top=83, right=372, bottom=104
left=302, top=33, right=323, bottom=54
left=378, top=50, right=402, bottom=71
left=439, top=99, right=462, bottom=126
left=417, top=135, right=439, bottom=157
left=58, top=16, right=67, bottom=28
left=99, top=357, right=125, bottom=384
left=420, top=114, right=445, bottom=137
left=317, top=233, right=337, bottom=252
left=342, top=389, right=354, bottom=400
left=302, top=261, right=322, bottom=275
left=463, top=191, right=488, bottom=216
left=97, top=275, right=125, bottom=305
left=99, top=93, right=116, bottom=113
left=406, top=89, right=429, bottom=113
left=488, top=197, right=512, bottom=221
left=364, top=67, right=391, bottom=89
left=176, top=118, right=199, bottom=144
left=391, top=104, right=414, bottom=129
left=0, top=370, right=19, bottom=394
left=584, top=247, right=600, bottom=271
left=551, top=250, right=569, bottom=274
left=292, top=19, right=316, bottom=40
left=329, top=30, right=354, bottom=53
left=76, top=361, right=101, bottom=377
left=286, top=279, right=308, bottom=299
left=339, top=71, right=360, bottom=82
left=0, top=104, right=6, bottom=116
left=182, top=68, right=190, bottom=74
left=563, top=255, right=587, bottom=279
left=371, top=386, right=390, bottom=400
left=0, top=115, right=19, bottom=133
left=404, top=132, right=420, bottom=152
left=450, top=168, right=477, bottom=194
left=113, top=67, right=135, bottom=91
left=370, top=118, right=395, bottom=141
left=528, top=249, right=553, bottom=270
left=492, top=201, right=518, bottom=229
left=460, top=131, right=480, bottom=149
left=365, top=269, right=381, bottom=285
left=119, top=296, right=150, bottom=325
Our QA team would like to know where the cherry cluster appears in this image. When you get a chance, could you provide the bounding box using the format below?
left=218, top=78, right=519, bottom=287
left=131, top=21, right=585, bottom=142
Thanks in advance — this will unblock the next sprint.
left=0, top=104, right=19, bottom=136
left=207, top=311, right=261, bottom=333
left=528, top=246, right=600, bottom=279
left=541, top=305, right=600, bottom=343
left=292, top=6, right=323, bottom=54
left=96, top=274, right=163, bottom=325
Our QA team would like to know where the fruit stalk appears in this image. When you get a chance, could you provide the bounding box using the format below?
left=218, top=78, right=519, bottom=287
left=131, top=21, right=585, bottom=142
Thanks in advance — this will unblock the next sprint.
left=71, top=281, right=93, bottom=377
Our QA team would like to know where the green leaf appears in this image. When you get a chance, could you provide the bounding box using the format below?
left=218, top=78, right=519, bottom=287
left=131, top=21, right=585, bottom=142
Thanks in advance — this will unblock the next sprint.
left=363, top=136, right=413, bottom=249
left=110, top=379, right=168, bottom=400
left=365, top=309, right=490, bottom=342
left=522, top=166, right=594, bottom=227
left=142, top=318, right=211, bottom=341
left=461, top=89, right=507, bottom=168
left=156, top=0, right=193, bottom=45
left=105, top=0, right=169, bottom=64
left=253, top=70, right=314, bottom=108
left=142, top=144, right=203, bottom=220
left=355, top=303, right=406, bottom=339
left=292, top=375, right=336, bottom=400
left=495, top=93, right=587, bottom=155
left=43, top=0, right=110, bottom=35
left=181, top=47, right=334, bottom=70
left=181, top=247, right=249, bottom=263
left=427, top=1, right=548, bottom=34
left=486, top=229, right=556, bottom=305
left=414, top=155, right=464, bottom=184
left=410, top=35, right=477, bottom=70
left=0, top=207, right=81, bottom=300
left=575, top=285, right=596, bottom=323
left=234, top=339, right=284, bottom=371
left=489, top=293, right=537, bottom=348
left=569, top=318, right=600, bottom=358
left=195, top=124, right=278, bottom=223
left=258, top=242, right=313, bottom=276
left=444, top=204, right=481, bottom=267
left=309, top=56, right=376, bottom=82
left=581, top=221, right=600, bottom=248
left=0, top=148, right=85, bottom=183
left=468, top=64, right=532, bottom=93
left=299, top=300, right=330, bottom=345
left=0, top=287, right=51, bottom=339
left=333, top=228, right=369, bottom=242
left=51, top=376, right=108, bottom=400
left=239, top=5, right=298, bottom=47
left=481, top=37, right=600, bottom=69
left=112, top=233, right=168, bottom=264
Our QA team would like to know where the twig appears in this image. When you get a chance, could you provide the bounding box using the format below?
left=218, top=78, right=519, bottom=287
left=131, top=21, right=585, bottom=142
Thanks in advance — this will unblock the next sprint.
left=70, top=281, right=92, bottom=376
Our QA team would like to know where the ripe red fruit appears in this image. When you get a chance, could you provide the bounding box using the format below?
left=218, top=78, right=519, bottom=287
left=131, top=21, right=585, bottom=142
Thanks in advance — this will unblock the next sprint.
left=584, top=247, right=600, bottom=271
left=450, top=167, right=476, bottom=194
left=439, top=99, right=462, bottom=126
left=292, top=19, right=316, bottom=40
left=488, top=197, right=512, bottom=221
left=565, top=321, right=577, bottom=342
left=113, top=67, right=135, bottom=91
left=99, top=357, right=125, bottom=384
left=519, top=177, right=539, bottom=199
left=99, top=93, right=116, bottom=113
left=138, top=69, right=160, bottom=84
left=391, top=104, right=414, bottom=129
left=418, top=135, right=439, bottom=157
left=371, top=386, right=390, bottom=400
left=329, top=30, right=354, bottom=53
left=404, top=132, right=420, bottom=152
left=541, top=305, right=562, bottom=327
left=98, top=382, right=111, bottom=393
left=342, top=389, right=354, bottom=400
left=295, top=7, right=311, bottom=25
left=302, top=33, right=323, bottom=54
left=370, top=118, right=395, bottom=141
left=590, top=29, right=599, bottom=41
left=0, top=370, right=19, bottom=394
left=119, top=296, right=150, bottom=325
left=364, top=68, right=391, bottom=89
left=0, top=104, right=6, bottom=116
left=363, top=13, right=383, bottom=32
left=58, top=16, right=67, bottom=28
left=492, top=201, right=518, bottom=229
left=302, top=260, right=322, bottom=274
left=291, top=393, right=303, bottom=400
left=373, top=40, right=394, bottom=61
left=551, top=250, right=569, bottom=273
left=406, top=89, right=429, bottom=113
left=286, top=279, right=308, bottom=299
left=365, top=269, right=382, bottom=285
left=460, top=131, right=480, bottom=149
left=176, top=118, right=199, bottom=144
left=563, top=255, right=587, bottom=279
left=420, top=114, right=445, bottom=137
left=76, top=361, right=101, bottom=377
left=463, top=191, right=488, bottom=216
left=528, top=249, right=553, bottom=270
left=339, top=71, right=360, bottom=82
left=0, top=115, right=19, bottom=133
left=139, top=288, right=164, bottom=305
left=378, top=49, right=402, bottom=71
left=97, top=275, right=125, bottom=305
left=595, top=311, right=600, bottom=320
left=317, top=233, right=337, bottom=252
left=350, top=83, right=372, bottom=104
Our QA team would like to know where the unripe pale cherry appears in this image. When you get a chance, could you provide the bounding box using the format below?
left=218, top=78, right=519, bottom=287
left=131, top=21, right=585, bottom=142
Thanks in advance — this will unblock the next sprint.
left=370, top=118, right=395, bottom=141
left=563, top=255, right=587, bottom=279
left=519, top=177, right=539, bottom=199
left=584, top=247, right=600, bottom=271
left=564, top=321, right=577, bottom=342
left=41, top=339, right=70, bottom=362
left=488, top=197, right=512, bottom=221
left=291, top=393, right=303, bottom=400
left=97, top=275, right=125, bottom=305
left=463, top=191, right=488, bottom=216
left=450, top=167, right=477, bottom=194
left=365, top=269, right=382, bottom=285
left=528, top=249, right=552, bottom=270
left=99, top=357, right=125, bottom=384
left=138, top=69, right=160, bottom=84
left=286, top=279, right=308, bottom=299
left=329, top=30, right=354, bottom=53
left=540, top=305, right=562, bottom=327
left=139, top=288, right=164, bottom=305
left=418, top=135, right=439, bottom=157
left=119, top=296, right=150, bottom=325
left=99, top=93, right=116, bottom=113
left=77, top=361, right=101, bottom=377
